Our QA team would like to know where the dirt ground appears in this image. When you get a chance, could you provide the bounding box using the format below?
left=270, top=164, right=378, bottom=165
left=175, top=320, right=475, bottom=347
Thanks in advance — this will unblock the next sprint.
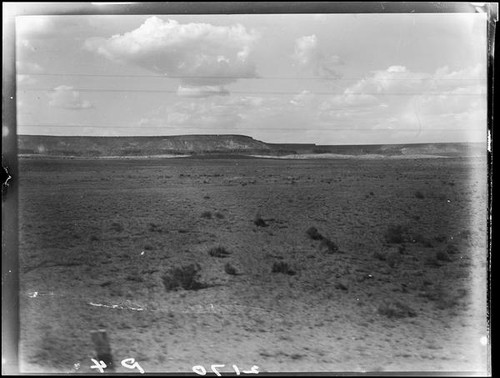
left=17, top=156, right=489, bottom=374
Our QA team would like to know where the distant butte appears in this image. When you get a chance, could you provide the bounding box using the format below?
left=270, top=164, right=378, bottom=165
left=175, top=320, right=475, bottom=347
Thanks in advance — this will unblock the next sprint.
left=17, top=134, right=484, bottom=158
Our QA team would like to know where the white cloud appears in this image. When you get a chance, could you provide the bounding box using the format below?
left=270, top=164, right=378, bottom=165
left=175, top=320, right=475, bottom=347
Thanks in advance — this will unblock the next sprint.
left=290, top=90, right=314, bottom=106
left=346, top=64, right=484, bottom=96
left=17, top=61, right=42, bottom=84
left=17, top=74, right=37, bottom=85
left=16, top=33, right=44, bottom=80
left=293, top=35, right=318, bottom=66
left=48, top=85, right=93, bottom=110
left=16, top=61, right=42, bottom=73
left=19, top=39, right=36, bottom=52
left=177, top=85, right=229, bottom=98
left=85, top=17, right=259, bottom=95
left=293, top=34, right=341, bottom=78
left=320, top=93, right=379, bottom=110
left=346, top=66, right=429, bottom=95
left=315, top=64, right=486, bottom=142
left=417, top=85, right=485, bottom=116
left=136, top=63, right=486, bottom=143
left=138, top=95, right=265, bottom=134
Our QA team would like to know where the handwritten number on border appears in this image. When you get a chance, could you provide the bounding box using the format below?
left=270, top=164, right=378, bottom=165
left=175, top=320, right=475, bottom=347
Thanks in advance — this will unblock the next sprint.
left=192, top=365, right=207, bottom=375
left=90, top=359, right=107, bottom=373
left=121, top=357, right=145, bottom=374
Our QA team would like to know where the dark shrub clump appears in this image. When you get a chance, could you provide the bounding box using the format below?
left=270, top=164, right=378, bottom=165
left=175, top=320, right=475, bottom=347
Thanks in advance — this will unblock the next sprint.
left=384, top=225, right=410, bottom=244
left=419, top=285, right=463, bottom=310
left=373, top=251, right=386, bottom=261
left=319, top=238, right=339, bottom=254
left=434, top=235, right=447, bottom=243
left=446, top=244, right=459, bottom=255
left=201, top=211, right=212, bottom=219
left=386, top=251, right=402, bottom=268
left=436, top=250, right=452, bottom=262
left=110, top=222, right=124, bottom=232
left=208, top=246, right=232, bottom=258
left=415, top=191, right=425, bottom=199
left=254, top=216, right=268, bottom=227
left=424, top=256, right=442, bottom=268
left=149, top=223, right=162, bottom=232
left=162, top=263, right=207, bottom=291
left=224, top=262, right=239, bottom=275
left=306, top=227, right=324, bottom=241
left=412, top=234, right=434, bottom=248
left=272, top=261, right=296, bottom=276
left=335, top=281, right=348, bottom=291
left=378, top=299, right=417, bottom=319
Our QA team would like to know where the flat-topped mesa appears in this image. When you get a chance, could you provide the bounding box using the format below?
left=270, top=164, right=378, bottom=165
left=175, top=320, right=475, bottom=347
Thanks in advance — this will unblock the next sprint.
left=17, top=134, right=484, bottom=158
left=17, top=134, right=272, bottom=157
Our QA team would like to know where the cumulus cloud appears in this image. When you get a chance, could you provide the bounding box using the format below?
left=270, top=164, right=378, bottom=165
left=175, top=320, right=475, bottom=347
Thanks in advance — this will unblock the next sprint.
left=293, top=34, right=341, bottom=78
left=49, top=85, right=93, bottom=110
left=85, top=17, right=259, bottom=95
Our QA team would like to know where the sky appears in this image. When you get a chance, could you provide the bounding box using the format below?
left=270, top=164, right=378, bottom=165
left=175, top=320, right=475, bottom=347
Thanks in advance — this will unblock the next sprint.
left=15, top=12, right=488, bottom=144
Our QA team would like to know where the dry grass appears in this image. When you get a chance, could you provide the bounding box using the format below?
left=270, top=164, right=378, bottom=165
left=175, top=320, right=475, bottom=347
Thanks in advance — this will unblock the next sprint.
left=386, top=250, right=402, bottom=268
left=110, top=222, right=124, bottom=232
left=419, top=283, right=466, bottom=310
left=412, top=234, right=434, bottom=247
left=378, top=299, right=417, bottom=319
left=18, top=155, right=487, bottom=373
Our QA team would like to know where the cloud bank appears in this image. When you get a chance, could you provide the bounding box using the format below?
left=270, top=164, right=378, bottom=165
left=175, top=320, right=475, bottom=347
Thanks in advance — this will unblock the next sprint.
left=133, top=63, right=485, bottom=143
left=314, top=64, right=486, bottom=143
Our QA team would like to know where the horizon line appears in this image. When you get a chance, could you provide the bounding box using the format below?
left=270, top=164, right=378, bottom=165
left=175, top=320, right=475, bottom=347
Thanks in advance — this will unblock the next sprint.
left=16, top=134, right=486, bottom=147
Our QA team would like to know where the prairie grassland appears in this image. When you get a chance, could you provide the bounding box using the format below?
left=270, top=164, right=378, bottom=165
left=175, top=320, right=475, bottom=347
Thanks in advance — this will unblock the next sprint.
left=18, top=156, right=488, bottom=373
